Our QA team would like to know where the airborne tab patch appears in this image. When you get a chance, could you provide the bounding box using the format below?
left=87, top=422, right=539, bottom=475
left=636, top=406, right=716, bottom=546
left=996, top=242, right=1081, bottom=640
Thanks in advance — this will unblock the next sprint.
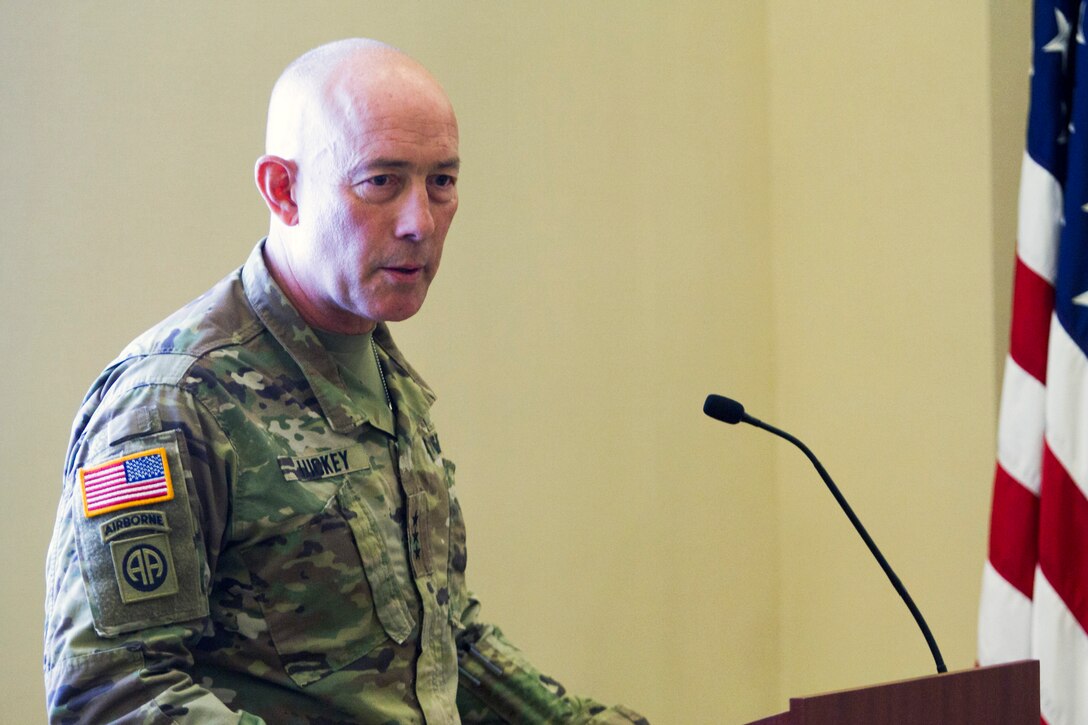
left=80, top=448, right=174, bottom=518
left=99, top=510, right=170, bottom=543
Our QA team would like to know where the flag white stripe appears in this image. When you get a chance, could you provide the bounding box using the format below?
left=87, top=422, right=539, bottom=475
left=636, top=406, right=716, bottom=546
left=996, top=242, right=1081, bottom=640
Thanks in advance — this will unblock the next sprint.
left=1033, top=571, right=1088, bottom=725
left=1045, top=316, right=1088, bottom=499
left=84, top=467, right=126, bottom=485
left=85, top=473, right=131, bottom=492
left=86, top=481, right=167, bottom=506
left=996, top=355, right=1047, bottom=495
left=1017, top=150, right=1062, bottom=283
left=86, top=478, right=166, bottom=498
left=978, top=560, right=1033, bottom=663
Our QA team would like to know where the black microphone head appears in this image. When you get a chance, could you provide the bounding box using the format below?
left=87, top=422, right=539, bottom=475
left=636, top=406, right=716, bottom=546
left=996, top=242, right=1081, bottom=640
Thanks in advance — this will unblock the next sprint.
left=703, top=394, right=746, bottom=424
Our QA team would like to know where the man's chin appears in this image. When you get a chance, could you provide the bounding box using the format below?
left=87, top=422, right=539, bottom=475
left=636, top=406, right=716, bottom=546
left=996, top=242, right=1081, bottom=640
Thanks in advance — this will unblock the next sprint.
left=360, top=300, right=427, bottom=325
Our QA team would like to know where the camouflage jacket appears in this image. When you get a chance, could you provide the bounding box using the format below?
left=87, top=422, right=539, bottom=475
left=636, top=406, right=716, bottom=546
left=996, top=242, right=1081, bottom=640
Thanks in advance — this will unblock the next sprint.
left=44, top=242, right=647, bottom=725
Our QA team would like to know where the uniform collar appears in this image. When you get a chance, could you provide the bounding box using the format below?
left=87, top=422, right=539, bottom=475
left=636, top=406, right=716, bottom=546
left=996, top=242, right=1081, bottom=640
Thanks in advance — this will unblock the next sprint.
left=240, top=239, right=435, bottom=434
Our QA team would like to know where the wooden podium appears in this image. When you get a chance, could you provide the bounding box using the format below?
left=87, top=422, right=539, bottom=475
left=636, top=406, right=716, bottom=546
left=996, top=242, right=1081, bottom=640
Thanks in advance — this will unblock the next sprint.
left=744, top=660, right=1039, bottom=724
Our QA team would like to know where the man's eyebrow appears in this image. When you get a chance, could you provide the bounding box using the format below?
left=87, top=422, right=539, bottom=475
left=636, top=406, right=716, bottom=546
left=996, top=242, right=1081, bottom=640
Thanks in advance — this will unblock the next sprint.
left=359, top=157, right=461, bottom=171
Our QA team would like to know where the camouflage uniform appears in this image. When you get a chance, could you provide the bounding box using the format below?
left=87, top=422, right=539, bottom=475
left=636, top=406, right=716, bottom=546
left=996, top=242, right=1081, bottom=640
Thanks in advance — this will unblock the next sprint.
left=44, top=242, right=647, bottom=724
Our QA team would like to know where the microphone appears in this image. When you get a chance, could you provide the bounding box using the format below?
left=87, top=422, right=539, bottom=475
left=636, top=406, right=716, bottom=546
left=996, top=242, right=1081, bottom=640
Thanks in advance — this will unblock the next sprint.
left=703, top=393, right=947, bottom=675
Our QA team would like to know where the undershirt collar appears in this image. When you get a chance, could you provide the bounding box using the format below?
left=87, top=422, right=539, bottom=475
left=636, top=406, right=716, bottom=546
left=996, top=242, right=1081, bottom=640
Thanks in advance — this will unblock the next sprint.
left=311, top=327, right=396, bottom=436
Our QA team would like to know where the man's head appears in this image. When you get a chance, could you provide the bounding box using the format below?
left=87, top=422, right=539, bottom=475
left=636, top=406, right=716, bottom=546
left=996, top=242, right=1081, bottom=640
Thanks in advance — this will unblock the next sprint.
left=256, top=39, right=459, bottom=334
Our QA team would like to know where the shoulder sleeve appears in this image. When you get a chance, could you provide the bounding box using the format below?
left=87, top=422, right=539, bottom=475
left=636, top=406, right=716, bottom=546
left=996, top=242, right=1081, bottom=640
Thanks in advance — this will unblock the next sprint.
left=44, top=374, right=258, bottom=723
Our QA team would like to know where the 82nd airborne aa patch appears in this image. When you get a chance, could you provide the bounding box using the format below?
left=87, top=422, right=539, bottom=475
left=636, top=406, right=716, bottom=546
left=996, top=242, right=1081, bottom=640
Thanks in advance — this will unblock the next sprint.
left=110, top=532, right=179, bottom=603
left=79, top=448, right=174, bottom=518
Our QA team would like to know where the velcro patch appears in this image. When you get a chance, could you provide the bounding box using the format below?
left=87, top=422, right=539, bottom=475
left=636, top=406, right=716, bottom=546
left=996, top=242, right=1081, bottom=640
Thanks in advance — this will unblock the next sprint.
left=80, top=448, right=174, bottom=518
left=110, top=532, right=179, bottom=603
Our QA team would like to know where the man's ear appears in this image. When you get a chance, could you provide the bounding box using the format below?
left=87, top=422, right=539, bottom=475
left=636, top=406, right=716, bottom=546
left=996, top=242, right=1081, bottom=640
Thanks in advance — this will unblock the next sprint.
left=255, top=155, right=299, bottom=226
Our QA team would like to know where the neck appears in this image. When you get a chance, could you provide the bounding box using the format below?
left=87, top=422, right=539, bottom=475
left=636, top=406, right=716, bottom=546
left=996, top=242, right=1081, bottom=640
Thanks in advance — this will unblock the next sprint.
left=262, top=234, right=377, bottom=335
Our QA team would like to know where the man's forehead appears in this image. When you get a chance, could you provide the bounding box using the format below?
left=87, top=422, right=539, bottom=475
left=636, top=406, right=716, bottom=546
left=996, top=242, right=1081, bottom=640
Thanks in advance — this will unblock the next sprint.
left=357, top=156, right=461, bottom=170
left=337, top=138, right=460, bottom=178
left=324, top=67, right=454, bottom=126
left=310, top=77, right=459, bottom=175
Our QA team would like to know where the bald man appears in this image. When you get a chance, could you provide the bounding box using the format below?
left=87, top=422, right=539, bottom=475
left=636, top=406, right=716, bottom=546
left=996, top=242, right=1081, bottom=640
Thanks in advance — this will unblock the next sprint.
left=44, top=39, right=646, bottom=724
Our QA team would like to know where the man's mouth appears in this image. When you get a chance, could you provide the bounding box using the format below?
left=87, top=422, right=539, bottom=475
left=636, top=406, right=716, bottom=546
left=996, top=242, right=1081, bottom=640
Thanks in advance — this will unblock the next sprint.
left=382, top=265, right=424, bottom=281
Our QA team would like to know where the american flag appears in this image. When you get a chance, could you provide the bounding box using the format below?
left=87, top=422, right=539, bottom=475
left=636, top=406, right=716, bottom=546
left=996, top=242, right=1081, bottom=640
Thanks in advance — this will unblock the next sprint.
left=80, top=448, right=173, bottom=517
left=979, top=1, right=1088, bottom=723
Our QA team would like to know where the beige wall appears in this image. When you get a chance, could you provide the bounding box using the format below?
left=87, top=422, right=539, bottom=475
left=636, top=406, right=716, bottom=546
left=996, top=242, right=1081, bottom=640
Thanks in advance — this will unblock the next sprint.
left=766, top=0, right=1027, bottom=701
left=0, top=2, right=1025, bottom=723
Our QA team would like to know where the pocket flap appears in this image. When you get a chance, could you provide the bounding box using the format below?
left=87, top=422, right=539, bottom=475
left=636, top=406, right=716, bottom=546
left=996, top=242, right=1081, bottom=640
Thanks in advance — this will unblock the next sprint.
left=337, top=485, right=416, bottom=644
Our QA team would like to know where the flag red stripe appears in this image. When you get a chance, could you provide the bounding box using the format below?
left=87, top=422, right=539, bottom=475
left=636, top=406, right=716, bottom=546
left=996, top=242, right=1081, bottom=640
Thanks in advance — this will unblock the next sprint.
left=86, top=489, right=169, bottom=512
left=988, top=462, right=1040, bottom=599
left=84, top=466, right=125, bottom=484
left=1009, top=257, right=1055, bottom=384
left=1038, top=442, right=1088, bottom=636
left=84, top=473, right=129, bottom=491
left=86, top=479, right=168, bottom=505
left=86, top=480, right=167, bottom=501
left=88, top=487, right=168, bottom=505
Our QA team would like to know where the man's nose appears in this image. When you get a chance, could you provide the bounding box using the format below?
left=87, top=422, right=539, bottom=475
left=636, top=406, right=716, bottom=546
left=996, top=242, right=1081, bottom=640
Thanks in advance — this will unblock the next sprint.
left=395, top=182, right=435, bottom=241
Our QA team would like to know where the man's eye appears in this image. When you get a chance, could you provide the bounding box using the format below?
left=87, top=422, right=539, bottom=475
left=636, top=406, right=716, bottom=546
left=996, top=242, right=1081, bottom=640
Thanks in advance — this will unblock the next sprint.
left=356, top=175, right=399, bottom=201
left=432, top=174, right=456, bottom=188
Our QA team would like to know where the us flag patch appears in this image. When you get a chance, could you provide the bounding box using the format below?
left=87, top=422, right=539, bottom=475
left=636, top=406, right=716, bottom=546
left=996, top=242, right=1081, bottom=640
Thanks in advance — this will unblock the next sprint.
left=80, top=448, right=174, bottom=518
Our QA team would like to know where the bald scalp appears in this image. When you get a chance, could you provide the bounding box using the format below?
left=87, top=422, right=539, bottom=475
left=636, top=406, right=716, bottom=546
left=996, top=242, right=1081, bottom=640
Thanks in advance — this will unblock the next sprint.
left=264, top=38, right=453, bottom=165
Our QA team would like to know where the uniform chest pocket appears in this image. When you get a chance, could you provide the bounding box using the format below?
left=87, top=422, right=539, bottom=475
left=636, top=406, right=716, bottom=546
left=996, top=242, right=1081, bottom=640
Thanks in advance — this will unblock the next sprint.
left=241, top=493, right=417, bottom=688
